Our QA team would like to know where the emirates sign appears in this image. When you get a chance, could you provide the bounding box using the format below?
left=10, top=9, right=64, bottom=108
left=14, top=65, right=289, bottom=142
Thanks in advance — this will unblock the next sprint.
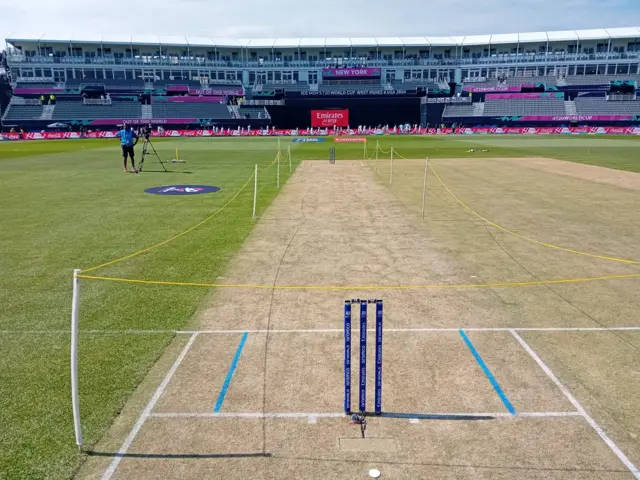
left=311, top=110, right=349, bottom=127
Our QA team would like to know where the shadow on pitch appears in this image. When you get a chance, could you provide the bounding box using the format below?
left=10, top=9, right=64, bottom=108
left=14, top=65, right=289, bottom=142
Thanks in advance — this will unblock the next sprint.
left=88, top=451, right=272, bottom=459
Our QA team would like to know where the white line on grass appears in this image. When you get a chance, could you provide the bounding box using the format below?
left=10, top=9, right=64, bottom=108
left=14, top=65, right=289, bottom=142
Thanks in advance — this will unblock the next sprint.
left=1, top=326, right=639, bottom=335
left=101, top=333, right=198, bottom=480
left=510, top=330, right=640, bottom=480
left=148, top=411, right=580, bottom=419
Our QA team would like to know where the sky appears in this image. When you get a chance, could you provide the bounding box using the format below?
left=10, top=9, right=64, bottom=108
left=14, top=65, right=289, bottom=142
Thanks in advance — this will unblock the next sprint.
left=1, top=0, right=640, bottom=44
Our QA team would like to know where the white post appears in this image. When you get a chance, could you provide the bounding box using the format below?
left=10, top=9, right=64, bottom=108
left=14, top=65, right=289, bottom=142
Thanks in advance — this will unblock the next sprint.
left=421, top=158, right=429, bottom=219
left=288, top=145, right=292, bottom=173
left=277, top=153, right=280, bottom=188
left=252, top=164, right=258, bottom=219
left=277, top=137, right=281, bottom=157
left=71, top=269, right=83, bottom=450
left=389, top=148, right=393, bottom=186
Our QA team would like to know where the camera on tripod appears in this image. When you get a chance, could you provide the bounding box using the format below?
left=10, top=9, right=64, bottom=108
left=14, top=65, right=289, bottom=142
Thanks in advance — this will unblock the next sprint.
left=140, top=124, right=152, bottom=141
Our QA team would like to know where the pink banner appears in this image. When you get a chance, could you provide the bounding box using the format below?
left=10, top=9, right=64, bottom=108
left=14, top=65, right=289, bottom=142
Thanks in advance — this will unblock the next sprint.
left=154, top=96, right=225, bottom=103
left=518, top=115, right=635, bottom=121
left=189, top=88, right=244, bottom=96
left=463, top=85, right=522, bottom=93
left=486, top=93, right=564, bottom=99
left=322, top=68, right=382, bottom=78
left=4, top=126, right=640, bottom=141
left=89, top=118, right=196, bottom=126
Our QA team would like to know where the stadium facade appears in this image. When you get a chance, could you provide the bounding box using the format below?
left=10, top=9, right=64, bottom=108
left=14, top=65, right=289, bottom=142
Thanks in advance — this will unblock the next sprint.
left=3, top=27, right=640, bottom=132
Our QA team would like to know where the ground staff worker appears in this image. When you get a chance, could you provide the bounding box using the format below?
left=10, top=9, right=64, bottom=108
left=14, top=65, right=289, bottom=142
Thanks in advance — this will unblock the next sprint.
left=116, top=124, right=139, bottom=173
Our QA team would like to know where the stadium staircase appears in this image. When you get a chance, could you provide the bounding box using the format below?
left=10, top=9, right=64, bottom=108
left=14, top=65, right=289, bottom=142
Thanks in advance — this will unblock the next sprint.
left=310, top=84, right=319, bottom=92
left=141, top=104, right=153, bottom=119
left=39, top=105, right=55, bottom=120
left=229, top=105, right=241, bottom=119
left=565, top=100, right=577, bottom=115
left=473, top=103, right=485, bottom=116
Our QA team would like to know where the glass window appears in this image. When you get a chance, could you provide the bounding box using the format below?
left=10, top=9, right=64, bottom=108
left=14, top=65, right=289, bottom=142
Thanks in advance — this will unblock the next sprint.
left=617, top=64, right=629, bottom=74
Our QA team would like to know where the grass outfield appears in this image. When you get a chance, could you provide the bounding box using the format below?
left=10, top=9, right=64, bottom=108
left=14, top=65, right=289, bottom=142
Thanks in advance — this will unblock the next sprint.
left=0, top=134, right=639, bottom=479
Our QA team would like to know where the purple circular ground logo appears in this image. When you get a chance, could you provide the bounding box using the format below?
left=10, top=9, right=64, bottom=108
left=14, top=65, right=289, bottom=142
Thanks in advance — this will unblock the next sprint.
left=145, top=185, right=220, bottom=195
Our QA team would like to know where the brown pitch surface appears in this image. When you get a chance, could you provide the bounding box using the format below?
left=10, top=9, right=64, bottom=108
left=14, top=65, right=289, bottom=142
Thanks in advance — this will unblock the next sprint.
left=79, top=159, right=640, bottom=479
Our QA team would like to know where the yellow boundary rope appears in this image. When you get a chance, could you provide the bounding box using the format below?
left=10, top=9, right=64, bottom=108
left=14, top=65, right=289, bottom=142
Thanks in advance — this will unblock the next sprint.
left=76, top=272, right=640, bottom=290
left=422, top=153, right=640, bottom=266
left=76, top=144, right=639, bottom=290
left=81, top=154, right=279, bottom=274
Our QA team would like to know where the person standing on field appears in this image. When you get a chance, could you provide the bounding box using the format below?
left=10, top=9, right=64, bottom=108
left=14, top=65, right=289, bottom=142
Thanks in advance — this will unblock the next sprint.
left=116, top=124, right=139, bottom=173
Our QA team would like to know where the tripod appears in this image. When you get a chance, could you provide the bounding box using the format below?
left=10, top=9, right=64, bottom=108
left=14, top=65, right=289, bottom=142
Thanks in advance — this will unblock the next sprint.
left=139, top=138, right=167, bottom=172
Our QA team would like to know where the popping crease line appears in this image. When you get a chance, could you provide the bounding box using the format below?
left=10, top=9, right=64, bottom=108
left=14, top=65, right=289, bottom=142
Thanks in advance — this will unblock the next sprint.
left=75, top=272, right=640, bottom=290
left=80, top=151, right=283, bottom=274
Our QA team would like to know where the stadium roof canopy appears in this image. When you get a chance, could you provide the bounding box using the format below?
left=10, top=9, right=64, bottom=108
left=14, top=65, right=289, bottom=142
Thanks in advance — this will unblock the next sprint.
left=6, top=27, right=640, bottom=48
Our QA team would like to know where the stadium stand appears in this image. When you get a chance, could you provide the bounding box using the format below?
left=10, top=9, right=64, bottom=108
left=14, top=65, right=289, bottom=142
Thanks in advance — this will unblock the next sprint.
left=51, top=102, right=142, bottom=119
left=5, top=27, right=640, bottom=130
left=238, top=106, right=270, bottom=119
left=483, top=97, right=567, bottom=116
left=565, top=74, right=640, bottom=85
left=2, top=104, right=44, bottom=121
left=256, top=81, right=309, bottom=92
left=155, top=79, right=201, bottom=88
left=152, top=102, right=232, bottom=119
left=15, top=81, right=56, bottom=89
left=442, top=103, right=477, bottom=117
left=574, top=97, right=640, bottom=114
left=65, top=78, right=145, bottom=90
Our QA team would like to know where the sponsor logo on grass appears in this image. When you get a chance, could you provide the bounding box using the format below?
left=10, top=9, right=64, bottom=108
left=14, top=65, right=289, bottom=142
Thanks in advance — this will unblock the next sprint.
left=292, top=138, right=326, bottom=143
left=145, top=185, right=221, bottom=195
left=334, top=137, right=367, bottom=143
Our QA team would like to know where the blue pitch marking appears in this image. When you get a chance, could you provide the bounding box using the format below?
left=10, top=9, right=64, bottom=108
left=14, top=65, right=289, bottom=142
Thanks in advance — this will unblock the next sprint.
left=213, top=332, right=248, bottom=413
left=459, top=330, right=516, bottom=415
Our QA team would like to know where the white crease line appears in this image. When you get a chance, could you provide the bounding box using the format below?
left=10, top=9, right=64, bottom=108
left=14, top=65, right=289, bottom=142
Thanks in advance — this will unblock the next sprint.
left=510, top=329, right=640, bottom=479
left=149, top=412, right=345, bottom=419
left=101, top=333, right=198, bottom=480
left=1, top=327, right=639, bottom=335
left=148, top=411, right=579, bottom=419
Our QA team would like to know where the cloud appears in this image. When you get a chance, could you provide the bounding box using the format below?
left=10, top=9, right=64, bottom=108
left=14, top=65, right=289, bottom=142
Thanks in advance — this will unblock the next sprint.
left=1, top=0, right=639, bottom=44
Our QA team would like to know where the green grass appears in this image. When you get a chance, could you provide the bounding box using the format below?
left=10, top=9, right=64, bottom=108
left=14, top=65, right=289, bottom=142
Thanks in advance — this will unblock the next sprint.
left=1, top=134, right=639, bottom=479
left=0, top=137, right=295, bottom=479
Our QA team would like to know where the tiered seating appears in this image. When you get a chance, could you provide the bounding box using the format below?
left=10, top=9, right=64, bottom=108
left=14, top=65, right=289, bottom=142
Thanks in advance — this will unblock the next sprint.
left=51, top=102, right=142, bottom=119
left=464, top=76, right=558, bottom=88
left=319, top=83, right=384, bottom=92
left=483, top=97, right=566, bottom=116
left=575, top=97, right=640, bottom=114
left=505, top=76, right=558, bottom=86
left=442, top=104, right=476, bottom=117
left=238, top=106, right=270, bottom=119
left=462, top=78, right=498, bottom=88
left=565, top=74, right=640, bottom=85
left=259, top=82, right=309, bottom=92
left=2, top=104, right=44, bottom=121
left=16, top=81, right=56, bottom=89
left=65, top=78, right=145, bottom=90
left=152, top=102, right=232, bottom=119
left=156, top=79, right=201, bottom=89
